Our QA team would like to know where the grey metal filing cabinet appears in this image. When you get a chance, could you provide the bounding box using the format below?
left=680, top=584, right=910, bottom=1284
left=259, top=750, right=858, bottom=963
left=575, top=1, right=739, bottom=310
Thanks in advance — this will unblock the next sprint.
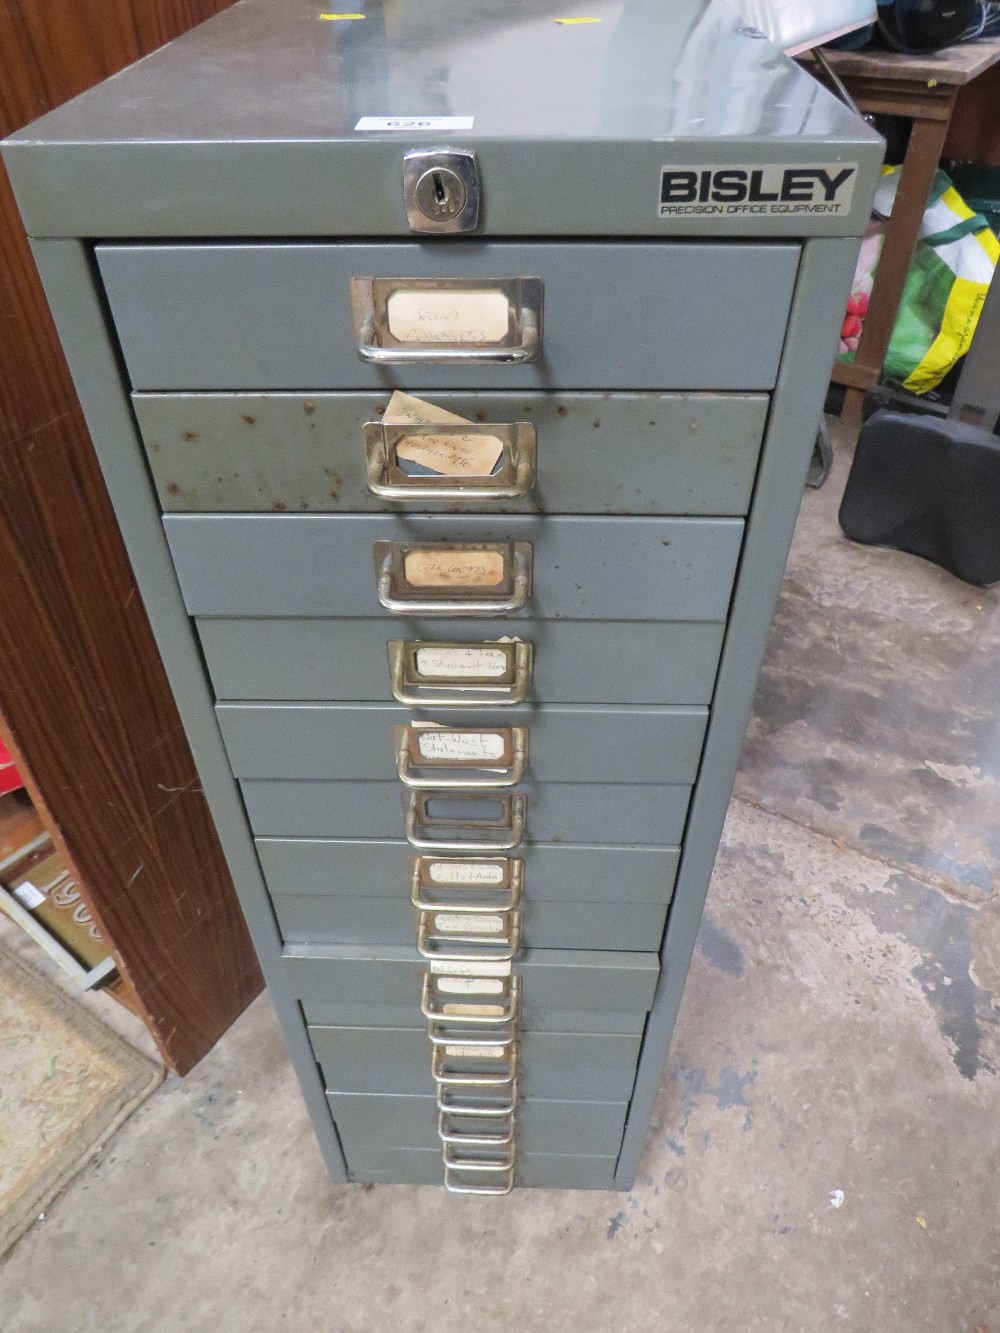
left=4, top=0, right=883, bottom=1192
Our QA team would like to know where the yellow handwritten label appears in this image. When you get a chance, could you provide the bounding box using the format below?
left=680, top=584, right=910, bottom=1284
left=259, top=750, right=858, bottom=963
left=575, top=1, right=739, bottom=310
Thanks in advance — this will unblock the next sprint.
left=383, top=391, right=467, bottom=429
left=400, top=432, right=504, bottom=477
left=554, top=16, right=602, bottom=22
left=404, top=549, right=505, bottom=589
left=386, top=289, right=509, bottom=345
left=383, top=391, right=504, bottom=477
left=319, top=13, right=365, bottom=19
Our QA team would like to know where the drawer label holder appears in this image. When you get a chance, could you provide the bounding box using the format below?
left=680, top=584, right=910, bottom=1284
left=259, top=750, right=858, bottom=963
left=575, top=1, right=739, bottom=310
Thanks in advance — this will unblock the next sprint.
left=374, top=541, right=532, bottom=618
left=351, top=276, right=543, bottom=366
left=394, top=724, right=528, bottom=790
left=387, top=639, right=533, bottom=708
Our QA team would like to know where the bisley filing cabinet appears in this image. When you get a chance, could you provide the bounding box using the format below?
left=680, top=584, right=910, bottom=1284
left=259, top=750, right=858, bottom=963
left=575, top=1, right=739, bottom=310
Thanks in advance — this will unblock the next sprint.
left=3, top=0, right=883, bottom=1192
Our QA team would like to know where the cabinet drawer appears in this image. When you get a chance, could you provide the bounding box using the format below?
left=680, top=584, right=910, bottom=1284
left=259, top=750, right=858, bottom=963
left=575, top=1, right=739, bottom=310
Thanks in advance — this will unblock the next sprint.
left=276, top=891, right=667, bottom=953
left=219, top=702, right=706, bottom=786
left=199, top=617, right=727, bottom=706
left=344, top=1145, right=618, bottom=1190
left=311, top=1025, right=643, bottom=1101
left=329, top=1091, right=627, bottom=1158
left=304, top=998, right=646, bottom=1036
left=242, top=780, right=692, bottom=846
left=285, top=943, right=659, bottom=1018
left=98, top=241, right=799, bottom=392
left=165, top=514, right=744, bottom=621
left=257, top=838, right=679, bottom=906
left=134, top=390, right=768, bottom=516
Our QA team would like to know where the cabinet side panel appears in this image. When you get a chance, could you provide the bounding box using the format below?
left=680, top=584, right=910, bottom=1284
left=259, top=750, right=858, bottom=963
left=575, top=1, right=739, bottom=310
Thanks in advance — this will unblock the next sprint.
left=615, top=236, right=862, bottom=1189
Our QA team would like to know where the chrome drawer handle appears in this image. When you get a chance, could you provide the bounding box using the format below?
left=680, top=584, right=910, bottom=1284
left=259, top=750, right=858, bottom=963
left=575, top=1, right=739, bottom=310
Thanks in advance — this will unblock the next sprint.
left=395, top=724, right=528, bottom=791
left=420, top=971, right=520, bottom=1026
left=351, top=276, right=543, bottom=365
left=432, top=1042, right=519, bottom=1088
left=388, top=639, right=533, bottom=709
left=409, top=855, right=523, bottom=914
left=436, top=1081, right=519, bottom=1117
left=364, top=422, right=536, bottom=501
left=443, top=1142, right=516, bottom=1170
left=374, top=541, right=532, bottom=618
left=438, top=1110, right=516, bottom=1148
left=403, top=791, right=526, bottom=852
left=417, top=908, right=522, bottom=963
left=426, top=1019, right=518, bottom=1047
left=443, top=1163, right=515, bottom=1196
left=442, top=1142, right=517, bottom=1194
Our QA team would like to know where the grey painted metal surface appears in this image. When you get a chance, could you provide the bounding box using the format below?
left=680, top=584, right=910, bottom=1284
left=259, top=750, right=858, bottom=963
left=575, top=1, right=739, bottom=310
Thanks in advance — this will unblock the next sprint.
left=343, top=1147, right=618, bottom=1190
left=303, top=999, right=649, bottom=1037
left=274, top=892, right=669, bottom=954
left=165, top=514, right=744, bottom=621
left=287, top=943, right=659, bottom=1013
left=241, top=779, right=692, bottom=846
left=1, top=0, right=882, bottom=240
left=217, top=702, right=707, bottom=786
left=97, top=242, right=798, bottom=393
left=613, top=237, right=866, bottom=1187
left=199, top=617, right=728, bottom=706
left=310, top=1026, right=644, bottom=1100
left=4, top=0, right=882, bottom=1196
left=256, top=838, right=679, bottom=906
left=134, top=391, right=769, bottom=516
left=329, top=1091, right=628, bottom=1157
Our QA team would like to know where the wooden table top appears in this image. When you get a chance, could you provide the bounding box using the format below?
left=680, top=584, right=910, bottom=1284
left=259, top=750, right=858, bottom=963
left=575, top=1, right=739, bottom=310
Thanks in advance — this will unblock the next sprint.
left=804, top=35, right=1000, bottom=87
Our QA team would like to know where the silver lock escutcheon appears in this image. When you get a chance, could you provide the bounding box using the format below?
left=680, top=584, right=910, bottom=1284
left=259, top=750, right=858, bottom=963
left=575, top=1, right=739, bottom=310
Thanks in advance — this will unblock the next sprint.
left=404, top=149, right=481, bottom=234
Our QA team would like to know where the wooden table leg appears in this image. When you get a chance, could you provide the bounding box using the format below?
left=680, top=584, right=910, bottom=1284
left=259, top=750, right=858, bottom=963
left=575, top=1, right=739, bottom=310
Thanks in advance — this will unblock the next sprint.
left=841, top=107, right=955, bottom=423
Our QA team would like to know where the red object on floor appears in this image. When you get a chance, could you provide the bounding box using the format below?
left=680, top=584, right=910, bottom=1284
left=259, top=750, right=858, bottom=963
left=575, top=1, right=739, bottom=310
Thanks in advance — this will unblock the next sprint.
left=0, top=737, right=25, bottom=796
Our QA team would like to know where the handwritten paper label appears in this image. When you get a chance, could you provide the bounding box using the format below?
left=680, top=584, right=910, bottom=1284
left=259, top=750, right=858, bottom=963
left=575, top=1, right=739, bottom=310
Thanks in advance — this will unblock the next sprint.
left=444, top=1044, right=507, bottom=1059
left=417, top=730, right=505, bottom=763
left=13, top=881, right=45, bottom=910
left=427, top=859, right=506, bottom=886
left=434, top=912, right=505, bottom=935
left=431, top=960, right=511, bottom=979
left=383, top=392, right=504, bottom=477
left=403, top=431, right=504, bottom=477
left=415, top=646, right=509, bottom=679
left=404, top=548, right=504, bottom=588
left=386, top=289, right=508, bottom=345
left=383, top=391, right=468, bottom=429
left=441, top=1002, right=505, bottom=1017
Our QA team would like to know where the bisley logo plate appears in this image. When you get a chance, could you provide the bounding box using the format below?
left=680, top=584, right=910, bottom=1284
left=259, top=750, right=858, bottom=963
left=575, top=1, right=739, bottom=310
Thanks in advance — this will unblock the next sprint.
left=658, top=163, right=858, bottom=218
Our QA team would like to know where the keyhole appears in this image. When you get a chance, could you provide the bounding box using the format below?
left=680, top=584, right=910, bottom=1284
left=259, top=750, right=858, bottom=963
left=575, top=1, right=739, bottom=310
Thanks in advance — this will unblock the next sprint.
left=414, top=166, right=467, bottom=221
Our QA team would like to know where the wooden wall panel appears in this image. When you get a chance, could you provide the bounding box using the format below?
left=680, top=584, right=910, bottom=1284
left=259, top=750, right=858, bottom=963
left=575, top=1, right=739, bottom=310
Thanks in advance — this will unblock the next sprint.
left=0, top=0, right=262, bottom=1074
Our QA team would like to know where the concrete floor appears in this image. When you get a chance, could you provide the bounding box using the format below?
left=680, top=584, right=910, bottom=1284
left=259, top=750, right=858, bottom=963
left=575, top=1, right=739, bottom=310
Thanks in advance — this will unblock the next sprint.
left=2, top=421, right=999, bottom=1331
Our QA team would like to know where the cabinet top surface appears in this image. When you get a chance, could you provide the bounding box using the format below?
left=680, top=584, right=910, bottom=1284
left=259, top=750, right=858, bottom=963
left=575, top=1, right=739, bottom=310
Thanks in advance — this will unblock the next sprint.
left=3, top=0, right=883, bottom=238
left=8, top=0, right=878, bottom=149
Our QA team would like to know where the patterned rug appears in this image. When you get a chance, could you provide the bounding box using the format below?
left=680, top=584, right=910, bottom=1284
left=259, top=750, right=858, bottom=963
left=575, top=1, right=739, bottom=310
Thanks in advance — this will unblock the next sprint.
left=0, top=939, right=161, bottom=1256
